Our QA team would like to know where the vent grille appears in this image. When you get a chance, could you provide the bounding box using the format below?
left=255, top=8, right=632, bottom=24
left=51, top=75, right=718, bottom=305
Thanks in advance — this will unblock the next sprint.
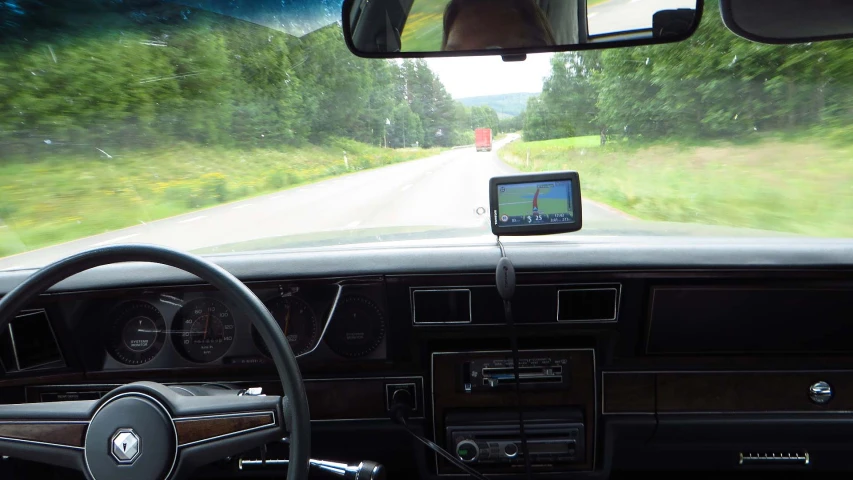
left=557, top=286, right=620, bottom=322
left=412, top=289, right=472, bottom=324
left=0, top=309, right=65, bottom=373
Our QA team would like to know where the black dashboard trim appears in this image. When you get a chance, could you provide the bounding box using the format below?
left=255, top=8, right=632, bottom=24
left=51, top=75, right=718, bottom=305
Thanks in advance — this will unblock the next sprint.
left=2, top=239, right=853, bottom=294
left=645, top=285, right=853, bottom=355
left=27, top=377, right=427, bottom=422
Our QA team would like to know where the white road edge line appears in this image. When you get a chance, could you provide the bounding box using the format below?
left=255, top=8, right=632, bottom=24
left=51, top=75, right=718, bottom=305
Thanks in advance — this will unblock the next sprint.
left=232, top=203, right=253, bottom=210
left=90, top=233, right=139, bottom=247
left=345, top=220, right=361, bottom=229
left=177, top=215, right=207, bottom=224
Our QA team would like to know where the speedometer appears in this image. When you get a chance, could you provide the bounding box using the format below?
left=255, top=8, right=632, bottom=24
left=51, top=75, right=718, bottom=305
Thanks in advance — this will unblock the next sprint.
left=172, top=298, right=235, bottom=363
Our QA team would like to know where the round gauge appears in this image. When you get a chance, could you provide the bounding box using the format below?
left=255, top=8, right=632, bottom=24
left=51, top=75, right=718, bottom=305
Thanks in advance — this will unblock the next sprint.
left=325, top=296, right=385, bottom=358
left=252, top=296, right=320, bottom=357
left=106, top=301, right=166, bottom=365
left=172, top=298, right=235, bottom=363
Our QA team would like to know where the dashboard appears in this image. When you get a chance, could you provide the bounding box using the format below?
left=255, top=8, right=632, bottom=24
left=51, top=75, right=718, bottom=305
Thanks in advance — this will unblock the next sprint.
left=76, top=279, right=387, bottom=371
left=2, top=238, right=853, bottom=479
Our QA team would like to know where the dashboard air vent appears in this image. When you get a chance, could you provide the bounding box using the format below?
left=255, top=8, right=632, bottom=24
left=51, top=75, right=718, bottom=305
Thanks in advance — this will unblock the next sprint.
left=0, top=309, right=65, bottom=372
left=557, top=286, right=620, bottom=322
left=412, top=289, right=472, bottom=324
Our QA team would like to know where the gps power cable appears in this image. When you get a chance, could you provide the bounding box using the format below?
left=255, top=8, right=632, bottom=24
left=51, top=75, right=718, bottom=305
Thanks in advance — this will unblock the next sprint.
left=496, top=236, right=534, bottom=480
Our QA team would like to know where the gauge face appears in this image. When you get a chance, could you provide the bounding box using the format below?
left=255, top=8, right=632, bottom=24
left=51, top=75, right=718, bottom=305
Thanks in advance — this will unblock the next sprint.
left=253, top=296, right=320, bottom=357
left=325, top=296, right=385, bottom=358
left=172, top=298, right=235, bottom=363
left=106, top=301, right=166, bottom=365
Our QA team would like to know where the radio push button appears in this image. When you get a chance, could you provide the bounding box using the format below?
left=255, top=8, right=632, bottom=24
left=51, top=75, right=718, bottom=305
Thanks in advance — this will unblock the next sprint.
left=455, top=440, right=479, bottom=462
left=503, top=443, right=519, bottom=458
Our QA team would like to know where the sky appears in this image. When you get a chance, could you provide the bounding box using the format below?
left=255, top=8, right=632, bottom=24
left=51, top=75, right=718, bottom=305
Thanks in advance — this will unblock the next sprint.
left=425, top=53, right=554, bottom=99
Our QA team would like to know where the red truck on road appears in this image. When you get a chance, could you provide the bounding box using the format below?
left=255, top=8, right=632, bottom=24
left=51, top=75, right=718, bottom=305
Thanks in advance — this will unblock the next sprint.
left=474, top=128, right=492, bottom=152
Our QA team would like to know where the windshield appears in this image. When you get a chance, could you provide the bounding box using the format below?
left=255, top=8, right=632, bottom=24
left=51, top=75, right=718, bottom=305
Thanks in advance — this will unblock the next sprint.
left=1, top=0, right=851, bottom=270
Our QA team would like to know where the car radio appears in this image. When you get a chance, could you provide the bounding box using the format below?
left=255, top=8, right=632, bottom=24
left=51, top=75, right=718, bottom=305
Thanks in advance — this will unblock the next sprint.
left=461, top=355, right=570, bottom=392
left=445, top=409, right=585, bottom=469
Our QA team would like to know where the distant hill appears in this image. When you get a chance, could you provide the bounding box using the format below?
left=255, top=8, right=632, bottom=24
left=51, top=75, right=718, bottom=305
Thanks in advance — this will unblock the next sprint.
left=458, top=93, right=537, bottom=117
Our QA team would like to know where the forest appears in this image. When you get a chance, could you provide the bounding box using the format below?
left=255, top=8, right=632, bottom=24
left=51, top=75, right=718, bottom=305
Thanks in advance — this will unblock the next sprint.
left=523, top=0, right=853, bottom=142
left=508, top=0, right=853, bottom=238
left=0, top=0, right=509, bottom=256
left=0, top=0, right=504, bottom=157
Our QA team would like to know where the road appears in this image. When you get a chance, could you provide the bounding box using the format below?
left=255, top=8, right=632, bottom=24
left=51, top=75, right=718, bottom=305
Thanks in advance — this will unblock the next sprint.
left=0, top=135, right=632, bottom=271
left=588, top=0, right=697, bottom=37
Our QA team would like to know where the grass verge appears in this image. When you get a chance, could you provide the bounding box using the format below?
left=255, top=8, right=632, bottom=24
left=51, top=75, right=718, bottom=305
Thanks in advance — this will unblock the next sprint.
left=0, top=139, right=441, bottom=257
left=401, top=0, right=445, bottom=51
left=498, top=134, right=853, bottom=237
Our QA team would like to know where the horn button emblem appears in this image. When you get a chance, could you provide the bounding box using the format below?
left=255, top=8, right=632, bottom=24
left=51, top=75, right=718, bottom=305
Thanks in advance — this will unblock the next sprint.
left=110, top=429, right=141, bottom=464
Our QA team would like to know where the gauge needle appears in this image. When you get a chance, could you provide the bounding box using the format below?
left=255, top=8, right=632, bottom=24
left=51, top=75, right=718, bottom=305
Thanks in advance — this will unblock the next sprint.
left=283, top=304, right=291, bottom=337
left=203, top=314, right=210, bottom=341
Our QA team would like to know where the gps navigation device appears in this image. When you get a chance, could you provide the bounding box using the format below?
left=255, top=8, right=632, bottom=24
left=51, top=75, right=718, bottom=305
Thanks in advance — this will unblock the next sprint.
left=489, top=172, right=582, bottom=236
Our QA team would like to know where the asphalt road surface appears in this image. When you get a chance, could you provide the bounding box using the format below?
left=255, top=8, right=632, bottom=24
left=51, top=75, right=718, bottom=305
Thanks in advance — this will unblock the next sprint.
left=588, top=0, right=697, bottom=36
left=0, top=134, right=632, bottom=271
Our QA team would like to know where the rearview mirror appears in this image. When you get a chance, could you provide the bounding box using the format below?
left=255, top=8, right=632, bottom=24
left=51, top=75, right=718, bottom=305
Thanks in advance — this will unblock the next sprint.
left=343, top=0, right=703, bottom=58
left=721, top=0, right=853, bottom=44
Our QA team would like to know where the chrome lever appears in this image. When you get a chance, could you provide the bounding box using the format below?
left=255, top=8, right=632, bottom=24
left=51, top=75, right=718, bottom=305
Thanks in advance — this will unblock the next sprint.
left=238, top=457, right=385, bottom=480
left=311, top=459, right=385, bottom=480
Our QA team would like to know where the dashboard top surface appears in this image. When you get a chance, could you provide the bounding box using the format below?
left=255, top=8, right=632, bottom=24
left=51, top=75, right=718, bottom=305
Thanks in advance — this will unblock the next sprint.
left=1, top=237, right=852, bottom=294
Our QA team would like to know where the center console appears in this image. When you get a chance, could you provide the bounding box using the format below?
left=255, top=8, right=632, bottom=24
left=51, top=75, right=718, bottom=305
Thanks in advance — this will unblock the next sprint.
left=431, top=349, right=596, bottom=475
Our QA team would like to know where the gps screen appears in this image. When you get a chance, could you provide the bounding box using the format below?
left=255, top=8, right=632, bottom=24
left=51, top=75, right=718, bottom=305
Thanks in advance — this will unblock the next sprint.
left=496, top=180, right=574, bottom=227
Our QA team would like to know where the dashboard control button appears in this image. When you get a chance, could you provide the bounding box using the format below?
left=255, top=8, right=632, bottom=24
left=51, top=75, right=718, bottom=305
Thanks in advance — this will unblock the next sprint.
left=503, top=443, right=518, bottom=458
left=455, top=440, right=479, bottom=462
left=809, top=381, right=832, bottom=404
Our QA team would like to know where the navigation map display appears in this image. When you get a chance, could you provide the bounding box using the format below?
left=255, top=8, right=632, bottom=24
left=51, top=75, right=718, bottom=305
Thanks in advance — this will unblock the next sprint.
left=498, top=180, right=573, bottom=226
left=489, top=172, right=582, bottom=236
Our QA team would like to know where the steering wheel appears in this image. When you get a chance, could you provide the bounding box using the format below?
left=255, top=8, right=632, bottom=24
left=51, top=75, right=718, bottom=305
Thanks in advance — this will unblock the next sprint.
left=0, top=245, right=311, bottom=480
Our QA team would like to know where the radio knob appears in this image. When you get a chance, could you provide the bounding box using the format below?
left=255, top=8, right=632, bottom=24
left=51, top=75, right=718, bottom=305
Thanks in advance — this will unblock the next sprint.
left=455, top=440, right=479, bottom=462
left=809, top=381, right=832, bottom=404
left=503, top=443, right=519, bottom=458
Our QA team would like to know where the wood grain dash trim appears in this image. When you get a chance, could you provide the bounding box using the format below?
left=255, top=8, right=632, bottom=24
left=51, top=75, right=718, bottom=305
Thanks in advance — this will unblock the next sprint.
left=603, top=372, right=655, bottom=414
left=0, top=422, right=87, bottom=448
left=174, top=412, right=276, bottom=446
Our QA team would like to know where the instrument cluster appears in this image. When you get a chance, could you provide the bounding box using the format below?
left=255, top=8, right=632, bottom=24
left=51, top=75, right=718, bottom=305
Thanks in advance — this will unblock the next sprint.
left=96, top=281, right=387, bottom=369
